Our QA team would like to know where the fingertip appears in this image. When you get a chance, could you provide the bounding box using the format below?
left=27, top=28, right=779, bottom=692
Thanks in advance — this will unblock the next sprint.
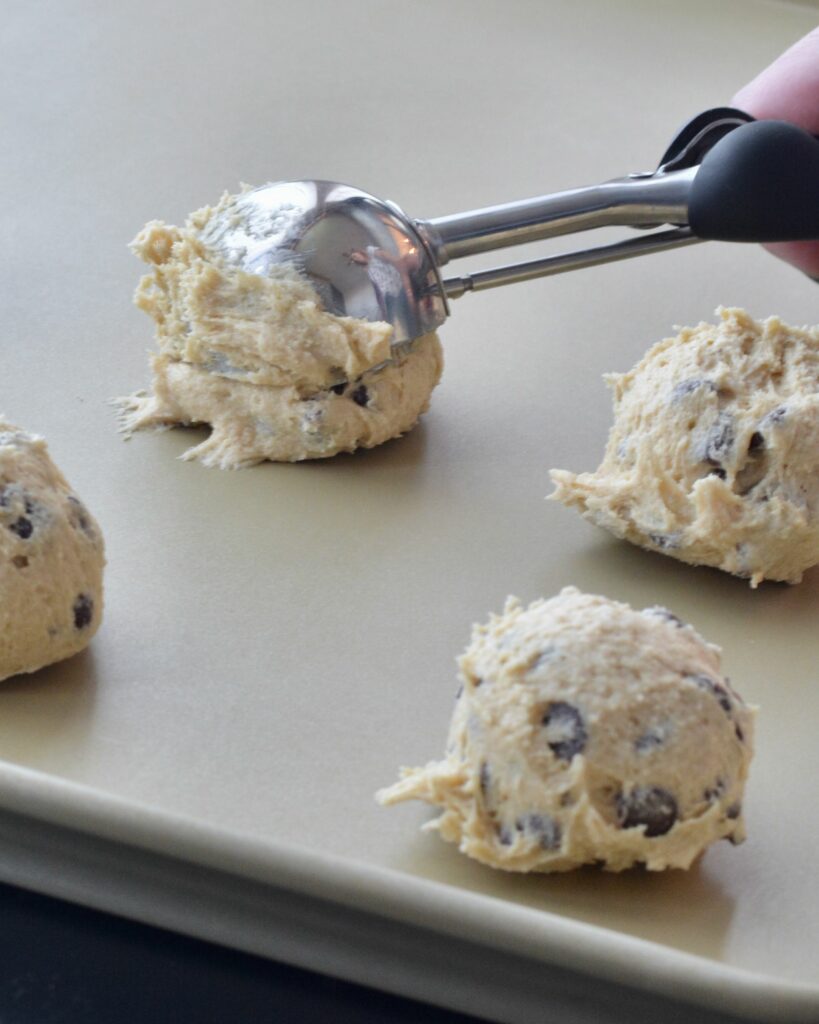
left=763, top=241, right=819, bottom=279
left=731, top=27, right=819, bottom=133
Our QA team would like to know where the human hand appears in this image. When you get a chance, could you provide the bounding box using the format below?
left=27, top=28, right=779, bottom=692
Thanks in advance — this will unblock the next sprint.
left=732, top=27, right=819, bottom=278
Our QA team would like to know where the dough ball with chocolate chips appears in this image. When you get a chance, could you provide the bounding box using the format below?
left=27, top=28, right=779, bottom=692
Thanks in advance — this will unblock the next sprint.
left=550, top=308, right=819, bottom=586
left=377, top=587, right=754, bottom=872
left=115, top=190, right=443, bottom=468
left=0, top=419, right=105, bottom=682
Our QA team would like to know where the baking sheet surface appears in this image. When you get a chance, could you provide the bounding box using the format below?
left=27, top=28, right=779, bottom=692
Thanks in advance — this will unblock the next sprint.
left=2, top=0, right=818, bottom=1013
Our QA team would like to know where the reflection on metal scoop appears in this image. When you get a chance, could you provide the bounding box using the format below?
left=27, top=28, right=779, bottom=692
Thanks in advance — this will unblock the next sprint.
left=201, top=181, right=447, bottom=350
left=202, top=110, right=819, bottom=347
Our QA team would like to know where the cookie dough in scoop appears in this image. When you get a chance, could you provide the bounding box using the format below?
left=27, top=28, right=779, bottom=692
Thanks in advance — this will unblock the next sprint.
left=0, top=420, right=105, bottom=682
left=551, top=308, right=819, bottom=585
left=116, top=191, right=443, bottom=469
left=377, top=588, right=754, bottom=872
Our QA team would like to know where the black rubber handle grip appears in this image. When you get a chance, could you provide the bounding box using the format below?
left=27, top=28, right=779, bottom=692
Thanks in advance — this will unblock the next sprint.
left=688, top=119, right=819, bottom=242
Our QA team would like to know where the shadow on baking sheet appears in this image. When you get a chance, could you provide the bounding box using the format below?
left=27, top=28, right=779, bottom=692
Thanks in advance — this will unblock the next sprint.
left=155, top=414, right=433, bottom=474
left=539, top=529, right=819, bottom=622
left=389, top=831, right=737, bottom=963
left=0, top=648, right=98, bottom=767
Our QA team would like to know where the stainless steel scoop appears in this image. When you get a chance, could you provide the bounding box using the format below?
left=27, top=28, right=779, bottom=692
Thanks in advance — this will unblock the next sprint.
left=201, top=109, right=819, bottom=348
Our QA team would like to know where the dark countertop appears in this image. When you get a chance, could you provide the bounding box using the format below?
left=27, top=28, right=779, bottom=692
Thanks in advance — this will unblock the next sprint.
left=0, top=881, right=481, bottom=1024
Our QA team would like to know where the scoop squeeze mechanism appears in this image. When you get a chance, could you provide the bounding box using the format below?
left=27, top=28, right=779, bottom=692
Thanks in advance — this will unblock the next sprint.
left=419, top=169, right=698, bottom=299
left=203, top=109, right=819, bottom=347
left=427, top=112, right=819, bottom=298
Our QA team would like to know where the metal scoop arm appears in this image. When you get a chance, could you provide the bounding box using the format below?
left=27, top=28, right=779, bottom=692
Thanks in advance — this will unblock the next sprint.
left=419, top=167, right=696, bottom=263
left=415, top=169, right=699, bottom=297
left=419, top=116, right=819, bottom=298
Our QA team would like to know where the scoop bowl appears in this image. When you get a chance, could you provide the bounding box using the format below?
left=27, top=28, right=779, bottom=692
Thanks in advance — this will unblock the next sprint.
left=200, top=181, right=448, bottom=348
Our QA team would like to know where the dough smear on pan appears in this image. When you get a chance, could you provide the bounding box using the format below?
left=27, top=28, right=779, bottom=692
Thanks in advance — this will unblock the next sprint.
left=378, top=587, right=754, bottom=872
left=115, top=190, right=443, bottom=469
left=0, top=420, right=105, bottom=682
left=551, top=308, right=819, bottom=586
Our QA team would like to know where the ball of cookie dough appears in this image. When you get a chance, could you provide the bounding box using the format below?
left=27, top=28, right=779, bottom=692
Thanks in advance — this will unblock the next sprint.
left=377, top=587, right=754, bottom=872
left=115, top=192, right=443, bottom=468
left=0, top=421, right=105, bottom=682
left=551, top=307, right=819, bottom=586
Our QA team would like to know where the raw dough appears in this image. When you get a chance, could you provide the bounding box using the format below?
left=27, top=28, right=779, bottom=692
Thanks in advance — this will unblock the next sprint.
left=0, top=421, right=105, bottom=682
left=377, top=587, right=754, bottom=872
left=116, top=192, right=443, bottom=468
left=550, top=308, right=819, bottom=586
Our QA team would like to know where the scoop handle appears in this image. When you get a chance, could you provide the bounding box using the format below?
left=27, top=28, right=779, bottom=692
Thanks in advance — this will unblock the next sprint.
left=688, top=119, right=819, bottom=242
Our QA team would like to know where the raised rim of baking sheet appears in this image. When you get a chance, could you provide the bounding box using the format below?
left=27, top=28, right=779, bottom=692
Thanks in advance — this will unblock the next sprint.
left=0, top=760, right=815, bottom=1023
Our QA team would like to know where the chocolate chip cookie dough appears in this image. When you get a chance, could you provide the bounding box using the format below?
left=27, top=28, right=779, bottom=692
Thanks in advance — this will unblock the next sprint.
left=0, top=420, right=105, bottom=682
left=377, top=588, right=754, bottom=872
left=551, top=308, right=819, bottom=585
left=116, top=191, right=443, bottom=469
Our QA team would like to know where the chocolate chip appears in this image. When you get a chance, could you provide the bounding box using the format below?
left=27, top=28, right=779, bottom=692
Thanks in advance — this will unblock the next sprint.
left=1, top=488, right=45, bottom=538
left=642, top=606, right=685, bottom=628
left=542, top=702, right=587, bottom=761
left=67, top=495, right=94, bottom=538
left=635, top=724, right=669, bottom=753
left=329, top=383, right=346, bottom=395
left=726, top=802, right=741, bottom=820
left=351, top=385, right=369, bottom=407
left=748, top=431, right=764, bottom=452
left=73, top=594, right=93, bottom=630
left=617, top=786, right=678, bottom=837
left=704, top=413, right=734, bottom=466
left=671, top=378, right=713, bottom=401
left=709, top=467, right=727, bottom=480
left=735, top=722, right=744, bottom=743
left=688, top=673, right=732, bottom=714
left=533, top=815, right=561, bottom=851
left=516, top=813, right=562, bottom=850
left=11, top=555, right=28, bottom=569
left=9, top=516, right=33, bottom=539
left=704, top=779, right=725, bottom=802
left=479, top=762, right=490, bottom=798
left=497, top=825, right=513, bottom=846
left=734, top=426, right=770, bottom=495
left=648, top=532, right=681, bottom=550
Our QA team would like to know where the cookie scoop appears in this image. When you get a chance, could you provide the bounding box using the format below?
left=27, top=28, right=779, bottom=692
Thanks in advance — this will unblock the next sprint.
left=117, top=205, right=443, bottom=468
left=205, top=112, right=819, bottom=347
